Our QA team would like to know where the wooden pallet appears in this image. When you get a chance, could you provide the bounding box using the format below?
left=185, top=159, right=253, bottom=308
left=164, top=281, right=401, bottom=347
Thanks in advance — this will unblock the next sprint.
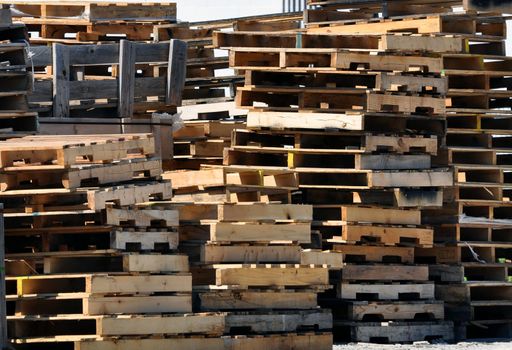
left=195, top=264, right=329, bottom=288
left=244, top=70, right=447, bottom=95
left=0, top=134, right=155, bottom=168
left=215, top=32, right=465, bottom=53
left=229, top=48, right=443, bottom=72
left=29, top=40, right=186, bottom=118
left=5, top=225, right=114, bottom=254
left=317, top=205, right=422, bottom=225
left=212, top=166, right=451, bottom=190
left=217, top=203, right=312, bottom=222
left=307, top=13, right=505, bottom=39
left=415, top=243, right=512, bottom=265
left=224, top=310, right=332, bottom=333
left=437, top=282, right=512, bottom=304
left=9, top=293, right=192, bottom=316
left=331, top=300, right=445, bottom=321
left=5, top=2, right=176, bottom=23
left=305, top=0, right=460, bottom=23
left=164, top=167, right=298, bottom=193
left=24, top=22, right=169, bottom=42
left=201, top=244, right=302, bottom=264
left=246, top=111, right=447, bottom=134
left=7, top=273, right=192, bottom=296
left=42, top=254, right=189, bottom=274
left=336, top=224, right=434, bottom=247
left=0, top=182, right=173, bottom=213
left=331, top=244, right=414, bottom=264
left=8, top=313, right=224, bottom=339
left=197, top=288, right=320, bottom=311
left=232, top=129, right=439, bottom=155
left=305, top=187, right=442, bottom=208
left=175, top=139, right=231, bottom=158
left=210, top=222, right=311, bottom=244
left=341, top=264, right=429, bottom=281
left=237, top=65, right=448, bottom=130
left=224, top=147, right=432, bottom=170
left=338, top=282, right=435, bottom=301
left=335, top=321, right=454, bottom=343
left=0, top=158, right=162, bottom=191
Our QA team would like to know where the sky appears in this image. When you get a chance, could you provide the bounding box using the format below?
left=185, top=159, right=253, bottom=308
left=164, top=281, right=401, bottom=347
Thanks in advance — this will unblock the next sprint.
left=173, top=0, right=282, bottom=22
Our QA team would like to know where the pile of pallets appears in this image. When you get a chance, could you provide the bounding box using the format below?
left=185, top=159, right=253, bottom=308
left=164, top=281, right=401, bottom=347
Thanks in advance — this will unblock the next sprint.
left=170, top=118, right=245, bottom=170
left=213, top=15, right=462, bottom=342
left=153, top=12, right=300, bottom=107
left=27, top=40, right=185, bottom=136
left=413, top=4, right=512, bottom=341
left=176, top=201, right=334, bottom=349
left=1, top=2, right=186, bottom=144
left=0, top=134, right=215, bottom=349
left=154, top=22, right=241, bottom=105
left=2, top=1, right=177, bottom=43
left=0, top=11, right=37, bottom=136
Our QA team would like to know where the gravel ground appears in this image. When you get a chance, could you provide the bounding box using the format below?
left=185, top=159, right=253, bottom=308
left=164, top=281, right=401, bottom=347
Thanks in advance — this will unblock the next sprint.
left=333, top=342, right=512, bottom=350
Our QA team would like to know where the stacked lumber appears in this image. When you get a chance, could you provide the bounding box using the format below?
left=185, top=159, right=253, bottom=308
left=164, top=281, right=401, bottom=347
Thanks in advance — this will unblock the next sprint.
left=1, top=1, right=177, bottom=43
left=171, top=118, right=246, bottom=170
left=214, top=20, right=460, bottom=342
left=175, top=202, right=334, bottom=349
left=0, top=11, right=37, bottom=136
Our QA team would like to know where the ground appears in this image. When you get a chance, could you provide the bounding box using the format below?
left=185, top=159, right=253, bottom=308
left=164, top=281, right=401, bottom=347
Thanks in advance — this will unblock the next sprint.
left=334, top=342, right=512, bottom=350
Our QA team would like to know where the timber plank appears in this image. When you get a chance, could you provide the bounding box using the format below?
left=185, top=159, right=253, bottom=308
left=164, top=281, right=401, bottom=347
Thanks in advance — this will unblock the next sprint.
left=198, top=290, right=318, bottom=310
left=342, top=265, right=429, bottom=281
left=218, top=204, right=312, bottom=222
left=211, top=222, right=311, bottom=243
left=201, top=244, right=302, bottom=264
left=214, top=265, right=329, bottom=287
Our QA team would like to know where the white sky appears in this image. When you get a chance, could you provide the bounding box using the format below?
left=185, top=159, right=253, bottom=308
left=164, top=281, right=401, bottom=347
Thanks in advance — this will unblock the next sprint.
left=173, top=0, right=282, bottom=22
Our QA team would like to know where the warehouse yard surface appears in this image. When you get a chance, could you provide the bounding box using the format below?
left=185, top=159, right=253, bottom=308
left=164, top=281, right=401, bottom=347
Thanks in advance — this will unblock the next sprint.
left=335, top=342, right=512, bottom=350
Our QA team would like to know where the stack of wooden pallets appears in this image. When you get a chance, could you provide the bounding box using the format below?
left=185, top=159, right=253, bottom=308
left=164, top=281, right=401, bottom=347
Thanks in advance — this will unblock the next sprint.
left=154, top=22, right=241, bottom=106
left=412, top=3, right=512, bottom=341
left=213, top=15, right=461, bottom=342
left=171, top=118, right=246, bottom=170
left=0, top=134, right=219, bottom=349
left=0, top=9, right=37, bottom=137
left=304, top=0, right=512, bottom=341
left=176, top=201, right=334, bottom=349
left=154, top=11, right=301, bottom=107
left=1, top=1, right=177, bottom=43
left=1, top=134, right=264, bottom=350
left=0, top=134, right=172, bottom=269
left=26, top=40, right=185, bottom=141
left=1, top=2, right=186, bottom=144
